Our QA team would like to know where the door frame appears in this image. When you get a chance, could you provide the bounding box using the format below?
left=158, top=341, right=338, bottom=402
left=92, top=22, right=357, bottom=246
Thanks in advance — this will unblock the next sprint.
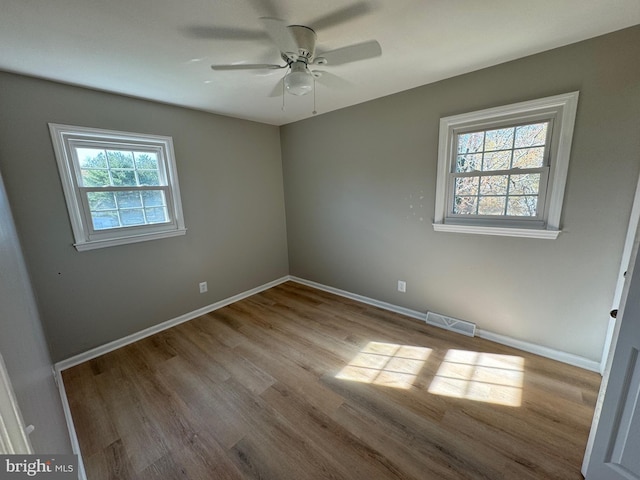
left=0, top=352, right=33, bottom=454
left=582, top=165, right=640, bottom=475
left=600, top=170, right=640, bottom=374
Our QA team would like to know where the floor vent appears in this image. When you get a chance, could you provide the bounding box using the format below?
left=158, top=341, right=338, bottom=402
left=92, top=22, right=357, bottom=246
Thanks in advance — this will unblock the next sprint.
left=426, top=311, right=476, bottom=337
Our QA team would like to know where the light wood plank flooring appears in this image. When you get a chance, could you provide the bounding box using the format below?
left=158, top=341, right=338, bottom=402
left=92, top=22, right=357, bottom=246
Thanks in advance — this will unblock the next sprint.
left=62, top=281, right=601, bottom=479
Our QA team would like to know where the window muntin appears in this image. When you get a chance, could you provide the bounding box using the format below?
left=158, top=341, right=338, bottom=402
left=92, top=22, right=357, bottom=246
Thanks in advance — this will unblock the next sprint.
left=433, top=92, right=579, bottom=239
left=449, top=121, right=551, bottom=224
left=84, top=189, right=169, bottom=230
left=70, top=143, right=171, bottom=232
left=49, top=124, right=186, bottom=251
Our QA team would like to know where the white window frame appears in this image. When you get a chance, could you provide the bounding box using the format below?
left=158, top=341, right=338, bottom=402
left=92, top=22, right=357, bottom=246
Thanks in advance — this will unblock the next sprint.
left=433, top=92, right=579, bottom=239
left=49, top=124, right=186, bottom=251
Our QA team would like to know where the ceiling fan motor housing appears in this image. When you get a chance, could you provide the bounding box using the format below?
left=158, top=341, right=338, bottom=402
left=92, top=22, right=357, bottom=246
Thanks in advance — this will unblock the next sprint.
left=282, top=25, right=317, bottom=63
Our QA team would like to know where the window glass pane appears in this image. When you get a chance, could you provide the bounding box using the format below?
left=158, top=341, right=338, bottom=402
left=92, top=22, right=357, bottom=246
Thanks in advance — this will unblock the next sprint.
left=507, top=196, right=539, bottom=216
left=514, top=122, right=548, bottom=148
left=87, top=192, right=116, bottom=210
left=138, top=171, right=160, bottom=186
left=141, top=190, right=166, bottom=207
left=512, top=147, right=545, bottom=169
left=87, top=191, right=169, bottom=230
left=115, top=191, right=142, bottom=208
left=509, top=174, right=540, bottom=195
left=81, top=168, right=110, bottom=187
left=111, top=170, right=137, bottom=186
left=134, top=152, right=159, bottom=170
left=454, top=177, right=479, bottom=196
left=91, top=211, right=120, bottom=230
left=120, top=209, right=145, bottom=226
left=145, top=207, right=168, bottom=224
left=456, top=154, right=482, bottom=172
left=453, top=196, right=477, bottom=215
left=75, top=148, right=164, bottom=187
left=478, top=196, right=506, bottom=215
left=485, top=128, right=514, bottom=151
left=483, top=151, right=511, bottom=171
left=451, top=124, right=547, bottom=218
left=457, top=132, right=484, bottom=154
left=77, top=148, right=107, bottom=168
left=479, top=175, right=508, bottom=195
left=106, top=151, right=134, bottom=169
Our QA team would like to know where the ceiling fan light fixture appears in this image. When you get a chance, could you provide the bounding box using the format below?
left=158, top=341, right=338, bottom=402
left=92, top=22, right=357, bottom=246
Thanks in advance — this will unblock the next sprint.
left=284, top=61, right=313, bottom=96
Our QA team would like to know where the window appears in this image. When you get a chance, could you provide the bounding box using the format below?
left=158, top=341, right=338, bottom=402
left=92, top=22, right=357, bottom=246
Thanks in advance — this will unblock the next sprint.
left=49, top=124, right=186, bottom=251
left=433, top=92, right=579, bottom=239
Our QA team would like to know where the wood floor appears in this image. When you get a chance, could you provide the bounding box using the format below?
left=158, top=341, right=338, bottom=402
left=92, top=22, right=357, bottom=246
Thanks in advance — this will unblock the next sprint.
left=62, top=281, right=601, bottom=480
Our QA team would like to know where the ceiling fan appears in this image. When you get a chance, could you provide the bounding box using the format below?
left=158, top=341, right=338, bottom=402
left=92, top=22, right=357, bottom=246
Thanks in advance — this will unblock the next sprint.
left=210, top=16, right=382, bottom=97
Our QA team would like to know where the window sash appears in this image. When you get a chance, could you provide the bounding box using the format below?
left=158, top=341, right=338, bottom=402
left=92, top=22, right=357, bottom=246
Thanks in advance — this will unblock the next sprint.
left=446, top=167, right=550, bottom=225
left=444, top=116, right=554, bottom=226
left=78, top=186, right=175, bottom=238
left=71, top=142, right=176, bottom=240
left=68, top=140, right=169, bottom=188
left=454, top=119, right=552, bottom=173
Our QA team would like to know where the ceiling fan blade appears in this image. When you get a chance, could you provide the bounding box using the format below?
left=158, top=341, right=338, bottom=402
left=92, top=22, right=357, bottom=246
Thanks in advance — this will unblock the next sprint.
left=211, top=63, right=285, bottom=71
left=183, top=25, right=266, bottom=41
left=259, top=17, right=299, bottom=57
left=317, top=40, right=381, bottom=66
left=311, top=70, right=353, bottom=89
left=308, top=2, right=373, bottom=31
left=245, top=0, right=281, bottom=18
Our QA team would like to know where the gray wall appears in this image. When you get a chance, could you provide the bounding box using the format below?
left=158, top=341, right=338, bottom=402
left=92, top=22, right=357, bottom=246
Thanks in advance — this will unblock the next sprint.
left=0, top=169, right=72, bottom=453
left=281, top=26, right=640, bottom=362
left=1, top=27, right=638, bottom=367
left=0, top=72, right=289, bottom=362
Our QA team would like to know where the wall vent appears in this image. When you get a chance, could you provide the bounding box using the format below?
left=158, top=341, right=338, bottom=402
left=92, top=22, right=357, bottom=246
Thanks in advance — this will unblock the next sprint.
left=426, top=311, right=476, bottom=337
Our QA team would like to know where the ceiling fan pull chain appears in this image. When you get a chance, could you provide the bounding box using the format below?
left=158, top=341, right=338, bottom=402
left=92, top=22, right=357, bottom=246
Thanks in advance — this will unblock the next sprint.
left=312, top=77, right=317, bottom=115
left=281, top=78, right=286, bottom=111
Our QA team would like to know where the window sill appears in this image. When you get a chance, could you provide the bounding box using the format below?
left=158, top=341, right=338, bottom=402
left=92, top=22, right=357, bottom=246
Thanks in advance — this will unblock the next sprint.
left=74, top=228, right=186, bottom=251
left=432, top=223, right=560, bottom=239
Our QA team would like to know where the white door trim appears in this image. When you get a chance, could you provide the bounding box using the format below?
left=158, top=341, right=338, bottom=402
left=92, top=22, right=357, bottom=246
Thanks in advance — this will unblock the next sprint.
left=601, top=170, right=640, bottom=374
left=0, top=353, right=33, bottom=454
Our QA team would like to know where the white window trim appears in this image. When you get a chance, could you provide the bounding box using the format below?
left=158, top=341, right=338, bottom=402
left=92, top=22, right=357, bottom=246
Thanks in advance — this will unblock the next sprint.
left=49, top=124, right=186, bottom=251
left=433, top=92, right=579, bottom=239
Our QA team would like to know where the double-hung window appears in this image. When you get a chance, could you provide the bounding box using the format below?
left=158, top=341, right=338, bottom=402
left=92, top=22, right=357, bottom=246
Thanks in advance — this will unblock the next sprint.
left=433, top=92, right=579, bottom=239
left=49, top=124, right=186, bottom=251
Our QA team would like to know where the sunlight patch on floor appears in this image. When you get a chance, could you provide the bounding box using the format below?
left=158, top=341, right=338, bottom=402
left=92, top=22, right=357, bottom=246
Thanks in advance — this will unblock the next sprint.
left=428, top=349, right=524, bottom=407
left=336, top=342, right=432, bottom=389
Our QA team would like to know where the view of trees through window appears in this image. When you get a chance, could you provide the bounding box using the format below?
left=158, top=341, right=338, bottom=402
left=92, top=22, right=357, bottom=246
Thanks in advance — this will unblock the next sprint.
left=452, top=122, right=549, bottom=217
left=76, top=148, right=169, bottom=230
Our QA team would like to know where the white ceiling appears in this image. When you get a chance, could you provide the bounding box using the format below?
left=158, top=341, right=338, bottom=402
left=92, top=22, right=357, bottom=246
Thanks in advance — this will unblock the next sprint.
left=1, top=0, right=639, bottom=126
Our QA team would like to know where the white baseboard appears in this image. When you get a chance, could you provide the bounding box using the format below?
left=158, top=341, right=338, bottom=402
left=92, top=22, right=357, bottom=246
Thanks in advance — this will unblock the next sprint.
left=476, top=330, right=600, bottom=372
left=55, top=270, right=599, bottom=384
left=289, top=276, right=601, bottom=373
left=56, top=273, right=599, bottom=374
left=54, top=273, right=602, bottom=480
left=53, top=369, right=87, bottom=480
left=54, top=276, right=288, bottom=480
left=54, top=276, right=289, bottom=373
left=53, top=272, right=599, bottom=480
left=290, top=276, right=427, bottom=322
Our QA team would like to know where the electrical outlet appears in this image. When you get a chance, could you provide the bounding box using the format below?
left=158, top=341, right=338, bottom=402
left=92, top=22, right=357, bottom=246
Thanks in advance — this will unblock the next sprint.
left=199, top=281, right=208, bottom=293
left=397, top=280, right=406, bottom=293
